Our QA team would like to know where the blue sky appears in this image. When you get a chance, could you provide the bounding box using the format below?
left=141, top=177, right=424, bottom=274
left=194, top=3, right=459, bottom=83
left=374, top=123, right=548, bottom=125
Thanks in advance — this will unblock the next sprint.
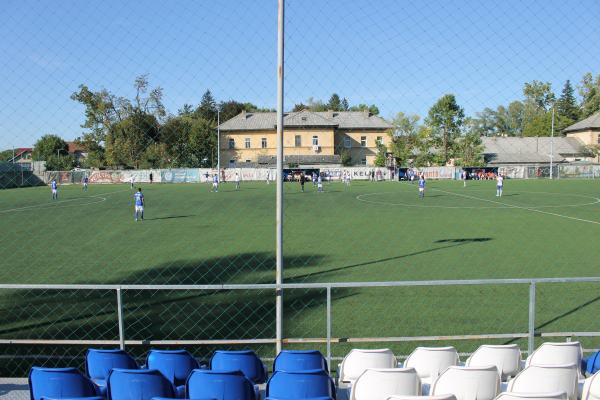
left=1, top=0, right=599, bottom=149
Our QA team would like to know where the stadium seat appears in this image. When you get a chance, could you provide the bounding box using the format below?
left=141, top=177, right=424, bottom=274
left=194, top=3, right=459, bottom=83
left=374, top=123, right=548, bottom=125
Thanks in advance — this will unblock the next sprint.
left=146, top=349, right=199, bottom=398
left=494, top=392, right=567, bottom=400
left=29, top=367, right=99, bottom=400
left=266, top=369, right=336, bottom=400
left=581, top=370, right=600, bottom=400
left=403, top=347, right=459, bottom=385
left=464, top=344, right=521, bottom=381
left=273, top=350, right=328, bottom=372
left=430, top=365, right=500, bottom=400
left=85, top=348, right=138, bottom=396
left=107, top=368, right=176, bottom=400
left=266, top=398, right=333, bottom=400
left=525, top=342, right=582, bottom=373
left=211, top=350, right=268, bottom=384
left=387, top=395, right=457, bottom=400
left=186, top=369, right=256, bottom=400
left=339, top=349, right=397, bottom=383
left=40, top=397, right=104, bottom=400
left=506, top=364, right=578, bottom=400
left=350, top=368, right=421, bottom=400
left=583, top=352, right=600, bottom=376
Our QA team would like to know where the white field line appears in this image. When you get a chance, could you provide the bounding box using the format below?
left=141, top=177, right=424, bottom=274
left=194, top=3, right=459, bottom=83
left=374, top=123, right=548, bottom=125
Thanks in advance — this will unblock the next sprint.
left=0, top=188, right=129, bottom=214
left=431, top=186, right=600, bottom=226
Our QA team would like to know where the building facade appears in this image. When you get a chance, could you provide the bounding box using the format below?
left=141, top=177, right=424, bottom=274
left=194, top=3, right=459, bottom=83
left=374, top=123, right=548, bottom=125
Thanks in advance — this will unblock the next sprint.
left=564, top=112, right=600, bottom=163
left=218, top=110, right=392, bottom=167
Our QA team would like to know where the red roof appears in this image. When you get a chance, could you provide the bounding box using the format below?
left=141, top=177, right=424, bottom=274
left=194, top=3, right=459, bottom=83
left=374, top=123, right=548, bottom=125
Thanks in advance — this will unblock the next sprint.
left=14, top=148, right=32, bottom=157
left=67, top=142, right=86, bottom=153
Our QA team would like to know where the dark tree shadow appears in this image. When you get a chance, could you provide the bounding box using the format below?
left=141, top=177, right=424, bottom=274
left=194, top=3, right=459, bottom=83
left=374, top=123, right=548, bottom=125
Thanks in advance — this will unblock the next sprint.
left=145, top=215, right=196, bottom=221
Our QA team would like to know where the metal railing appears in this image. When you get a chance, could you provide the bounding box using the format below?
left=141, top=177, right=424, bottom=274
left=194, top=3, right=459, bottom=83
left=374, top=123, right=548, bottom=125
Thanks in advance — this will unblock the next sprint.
left=2, top=276, right=600, bottom=370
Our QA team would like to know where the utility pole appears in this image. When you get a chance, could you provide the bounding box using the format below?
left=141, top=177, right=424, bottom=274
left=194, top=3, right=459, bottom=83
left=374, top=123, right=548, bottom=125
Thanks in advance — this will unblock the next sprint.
left=550, top=106, right=555, bottom=179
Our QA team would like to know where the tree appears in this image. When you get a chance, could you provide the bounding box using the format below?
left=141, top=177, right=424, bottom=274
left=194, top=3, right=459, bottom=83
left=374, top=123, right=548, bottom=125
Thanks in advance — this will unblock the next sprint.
left=0, top=149, right=14, bottom=161
left=292, top=103, right=308, bottom=112
left=454, top=125, right=484, bottom=166
left=426, top=94, right=465, bottom=165
left=33, top=134, right=69, bottom=162
left=105, top=113, right=159, bottom=168
left=349, top=103, right=380, bottom=115
left=523, top=80, right=555, bottom=112
left=178, top=104, right=194, bottom=116
left=341, top=98, right=349, bottom=111
left=557, top=80, right=580, bottom=122
left=195, top=90, right=218, bottom=121
left=340, top=149, right=352, bottom=166
left=522, top=112, right=572, bottom=137
left=373, top=143, right=387, bottom=167
left=579, top=73, right=600, bottom=118
left=327, top=93, right=342, bottom=111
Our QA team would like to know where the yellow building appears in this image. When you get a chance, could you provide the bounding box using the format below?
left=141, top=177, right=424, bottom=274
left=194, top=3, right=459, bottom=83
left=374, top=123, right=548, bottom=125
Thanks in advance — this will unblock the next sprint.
left=564, top=112, right=600, bottom=162
left=218, top=110, right=392, bottom=167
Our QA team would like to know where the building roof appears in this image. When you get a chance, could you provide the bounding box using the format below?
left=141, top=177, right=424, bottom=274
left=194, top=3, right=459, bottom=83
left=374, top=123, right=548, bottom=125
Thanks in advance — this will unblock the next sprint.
left=67, top=142, right=86, bottom=153
left=482, top=136, right=590, bottom=164
left=219, top=110, right=392, bottom=131
left=563, top=112, right=600, bottom=133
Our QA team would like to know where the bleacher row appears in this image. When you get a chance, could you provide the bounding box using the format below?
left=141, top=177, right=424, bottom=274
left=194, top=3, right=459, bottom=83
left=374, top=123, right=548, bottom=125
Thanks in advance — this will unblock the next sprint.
left=27, top=342, right=600, bottom=400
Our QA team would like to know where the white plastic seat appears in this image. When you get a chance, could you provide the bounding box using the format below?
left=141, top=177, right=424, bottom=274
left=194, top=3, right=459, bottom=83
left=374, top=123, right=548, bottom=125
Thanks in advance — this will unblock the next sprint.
left=387, top=395, right=457, bottom=400
left=403, top=347, right=459, bottom=385
left=339, top=349, right=398, bottom=383
left=507, top=364, right=578, bottom=400
left=465, top=344, right=521, bottom=381
left=525, top=342, right=582, bottom=373
left=581, top=371, right=600, bottom=400
left=350, top=368, right=421, bottom=400
left=495, top=392, right=567, bottom=400
left=430, top=365, right=500, bottom=400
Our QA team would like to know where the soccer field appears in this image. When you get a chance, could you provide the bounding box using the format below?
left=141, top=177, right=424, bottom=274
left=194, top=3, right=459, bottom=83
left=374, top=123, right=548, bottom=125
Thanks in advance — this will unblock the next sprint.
left=0, top=179, right=599, bottom=369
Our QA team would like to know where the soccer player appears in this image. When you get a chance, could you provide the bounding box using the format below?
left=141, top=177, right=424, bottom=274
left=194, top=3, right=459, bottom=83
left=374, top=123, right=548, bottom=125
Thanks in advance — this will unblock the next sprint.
left=462, top=170, right=467, bottom=187
left=82, top=176, right=89, bottom=191
left=130, top=175, right=135, bottom=189
left=266, top=170, right=270, bottom=185
left=317, top=175, right=323, bottom=192
left=496, top=174, right=504, bottom=197
left=50, top=179, right=58, bottom=200
left=312, top=172, right=317, bottom=186
left=235, top=172, right=240, bottom=190
left=133, top=188, right=144, bottom=221
left=300, top=172, right=305, bottom=192
left=212, top=174, right=219, bottom=192
left=418, top=175, right=425, bottom=199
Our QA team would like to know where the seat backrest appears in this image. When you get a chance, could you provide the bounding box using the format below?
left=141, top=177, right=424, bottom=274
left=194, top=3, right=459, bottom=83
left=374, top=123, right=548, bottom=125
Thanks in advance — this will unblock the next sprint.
left=507, top=364, right=578, bottom=400
left=146, top=349, right=199, bottom=387
left=581, top=370, right=600, bottom=400
left=584, top=352, right=600, bottom=375
left=274, top=350, right=328, bottom=372
left=85, top=349, right=138, bottom=381
left=186, top=369, right=256, bottom=400
left=211, top=350, right=267, bottom=384
left=340, top=349, right=397, bottom=382
left=403, top=347, right=459, bottom=381
left=495, top=392, right=567, bottom=400
left=430, top=366, right=499, bottom=400
left=350, top=368, right=420, bottom=400
left=266, top=369, right=335, bottom=399
left=107, top=368, right=175, bottom=400
left=526, top=342, right=582, bottom=371
left=29, top=367, right=98, bottom=400
left=465, top=345, right=521, bottom=380
left=387, top=395, right=457, bottom=400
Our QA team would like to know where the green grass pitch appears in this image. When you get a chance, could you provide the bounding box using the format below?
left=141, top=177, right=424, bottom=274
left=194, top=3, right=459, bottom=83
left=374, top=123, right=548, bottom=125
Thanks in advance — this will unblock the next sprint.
left=0, top=178, right=599, bottom=367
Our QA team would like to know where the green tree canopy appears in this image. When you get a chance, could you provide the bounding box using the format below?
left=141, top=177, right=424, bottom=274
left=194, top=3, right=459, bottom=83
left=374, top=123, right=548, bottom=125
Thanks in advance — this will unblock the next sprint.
left=426, top=94, right=465, bottom=165
left=557, top=80, right=580, bottom=122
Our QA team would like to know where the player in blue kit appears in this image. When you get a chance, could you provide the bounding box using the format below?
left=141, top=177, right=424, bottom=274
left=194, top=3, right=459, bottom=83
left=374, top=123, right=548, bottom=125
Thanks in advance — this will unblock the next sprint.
left=134, top=188, right=144, bottom=221
left=418, top=175, right=425, bottom=199
left=50, top=179, right=58, bottom=200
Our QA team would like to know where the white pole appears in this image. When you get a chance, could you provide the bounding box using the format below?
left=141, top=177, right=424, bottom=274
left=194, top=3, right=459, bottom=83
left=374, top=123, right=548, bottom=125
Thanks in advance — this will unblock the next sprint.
left=275, top=0, right=285, bottom=355
left=217, top=110, right=220, bottom=174
left=550, top=107, right=555, bottom=179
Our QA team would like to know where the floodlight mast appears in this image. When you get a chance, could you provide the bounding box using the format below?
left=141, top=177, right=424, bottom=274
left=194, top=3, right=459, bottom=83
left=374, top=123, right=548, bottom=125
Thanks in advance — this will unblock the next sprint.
left=275, top=0, right=285, bottom=354
left=550, top=106, right=555, bottom=179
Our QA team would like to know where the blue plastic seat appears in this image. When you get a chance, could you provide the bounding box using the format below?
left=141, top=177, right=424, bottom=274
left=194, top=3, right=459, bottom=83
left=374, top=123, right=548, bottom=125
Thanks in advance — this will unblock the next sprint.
left=210, top=350, right=267, bottom=384
left=85, top=349, right=138, bottom=396
left=266, top=398, right=334, bottom=400
left=41, top=397, right=104, bottom=400
left=186, top=369, right=256, bottom=400
left=584, top=351, right=600, bottom=375
left=29, top=367, right=99, bottom=400
left=273, top=350, right=328, bottom=372
left=266, top=369, right=336, bottom=400
left=107, top=369, right=176, bottom=400
left=146, top=349, right=199, bottom=398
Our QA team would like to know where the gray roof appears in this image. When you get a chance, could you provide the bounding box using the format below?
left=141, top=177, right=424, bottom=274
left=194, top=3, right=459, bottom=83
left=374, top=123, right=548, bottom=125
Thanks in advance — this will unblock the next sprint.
left=563, top=112, right=600, bottom=133
left=482, top=137, right=589, bottom=164
left=219, top=110, right=392, bottom=131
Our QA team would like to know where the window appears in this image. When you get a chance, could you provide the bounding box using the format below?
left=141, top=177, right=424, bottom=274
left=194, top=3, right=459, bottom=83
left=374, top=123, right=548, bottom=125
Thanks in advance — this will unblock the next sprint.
left=361, top=157, right=367, bottom=165
left=261, top=138, right=267, bottom=148
left=228, top=139, right=235, bottom=149
left=597, top=134, right=600, bottom=144
left=376, top=136, right=383, bottom=145
left=312, top=136, right=319, bottom=146
left=229, top=159, right=235, bottom=166
left=344, top=137, right=351, bottom=148
left=246, top=159, right=251, bottom=163
left=361, top=136, right=367, bottom=147
left=245, top=138, right=251, bottom=148
left=295, top=135, right=302, bottom=147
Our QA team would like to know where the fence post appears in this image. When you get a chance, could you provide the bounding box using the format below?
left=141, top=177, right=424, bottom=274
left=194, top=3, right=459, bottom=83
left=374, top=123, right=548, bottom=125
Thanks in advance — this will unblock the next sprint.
left=326, top=286, right=332, bottom=373
left=116, top=288, right=125, bottom=350
left=528, top=282, right=536, bottom=355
